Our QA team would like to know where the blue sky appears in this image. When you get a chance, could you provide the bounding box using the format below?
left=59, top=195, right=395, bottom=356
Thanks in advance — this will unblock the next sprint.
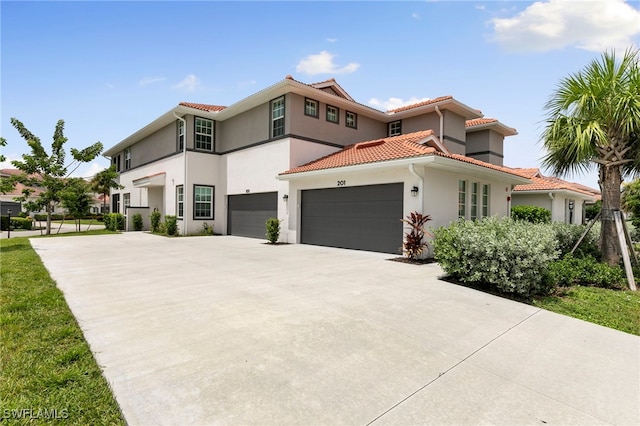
left=2, top=0, right=639, bottom=190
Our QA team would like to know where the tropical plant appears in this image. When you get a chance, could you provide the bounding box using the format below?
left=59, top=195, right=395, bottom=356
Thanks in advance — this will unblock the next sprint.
left=541, top=48, right=640, bottom=267
left=3, top=118, right=103, bottom=234
left=401, top=212, right=432, bottom=260
left=150, top=210, right=161, bottom=233
left=90, top=165, right=123, bottom=214
left=265, top=217, right=281, bottom=244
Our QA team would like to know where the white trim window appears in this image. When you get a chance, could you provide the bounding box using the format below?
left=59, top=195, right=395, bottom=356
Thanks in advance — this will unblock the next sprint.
left=176, top=185, right=184, bottom=218
left=195, top=118, right=213, bottom=151
left=271, top=96, right=285, bottom=138
left=124, top=147, right=131, bottom=170
left=389, top=120, right=402, bottom=136
left=458, top=180, right=467, bottom=219
left=482, top=184, right=490, bottom=217
left=305, top=98, right=318, bottom=118
left=470, top=182, right=479, bottom=220
left=123, top=193, right=130, bottom=209
left=194, top=185, right=214, bottom=219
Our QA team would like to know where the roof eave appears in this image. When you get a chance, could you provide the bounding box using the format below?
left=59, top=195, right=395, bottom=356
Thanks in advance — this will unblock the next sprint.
left=466, top=122, right=518, bottom=137
left=388, top=98, right=483, bottom=121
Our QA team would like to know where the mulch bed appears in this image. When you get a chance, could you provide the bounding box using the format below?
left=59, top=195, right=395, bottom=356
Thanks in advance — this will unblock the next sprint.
left=388, top=257, right=436, bottom=265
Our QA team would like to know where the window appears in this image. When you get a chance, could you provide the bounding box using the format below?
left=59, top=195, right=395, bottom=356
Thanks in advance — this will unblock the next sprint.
left=195, top=117, right=213, bottom=151
left=305, top=98, right=319, bottom=118
left=194, top=185, right=214, bottom=219
left=176, top=186, right=184, bottom=218
left=326, top=105, right=339, bottom=123
left=482, top=184, right=490, bottom=217
left=458, top=180, right=467, bottom=219
left=346, top=111, right=357, bottom=129
left=123, top=193, right=130, bottom=209
left=113, top=155, right=121, bottom=172
left=112, top=193, right=120, bottom=214
left=470, top=182, right=479, bottom=220
left=271, top=96, right=285, bottom=138
left=177, top=119, right=185, bottom=151
left=124, top=148, right=131, bottom=170
left=389, top=120, right=402, bottom=136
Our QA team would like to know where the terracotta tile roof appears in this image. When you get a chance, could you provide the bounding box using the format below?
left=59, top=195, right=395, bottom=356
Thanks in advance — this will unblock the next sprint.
left=511, top=168, right=600, bottom=198
left=179, top=102, right=226, bottom=112
left=386, top=96, right=453, bottom=114
left=466, top=118, right=498, bottom=127
left=281, top=130, right=528, bottom=179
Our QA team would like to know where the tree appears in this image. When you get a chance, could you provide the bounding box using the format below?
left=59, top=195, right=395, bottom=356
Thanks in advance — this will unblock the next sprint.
left=90, top=165, right=122, bottom=214
left=542, top=48, right=640, bottom=266
left=622, top=179, right=640, bottom=229
left=60, top=178, right=92, bottom=232
left=0, top=137, right=16, bottom=194
left=5, top=118, right=103, bottom=235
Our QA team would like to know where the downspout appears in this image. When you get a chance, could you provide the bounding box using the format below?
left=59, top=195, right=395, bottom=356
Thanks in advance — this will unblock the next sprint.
left=409, top=163, right=424, bottom=213
left=548, top=192, right=555, bottom=222
left=174, top=112, right=188, bottom=235
left=435, top=105, right=444, bottom=145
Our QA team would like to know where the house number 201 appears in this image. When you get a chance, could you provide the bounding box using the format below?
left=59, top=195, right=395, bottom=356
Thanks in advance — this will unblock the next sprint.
left=337, top=180, right=346, bottom=186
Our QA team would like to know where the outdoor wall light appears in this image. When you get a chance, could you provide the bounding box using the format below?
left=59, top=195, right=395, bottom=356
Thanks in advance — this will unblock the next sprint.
left=282, top=194, right=289, bottom=202
left=411, top=186, right=419, bottom=197
left=568, top=200, right=575, bottom=211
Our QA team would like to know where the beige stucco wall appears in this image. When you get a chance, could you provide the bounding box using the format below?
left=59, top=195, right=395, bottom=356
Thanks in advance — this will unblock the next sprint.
left=400, top=112, right=441, bottom=139
left=466, top=129, right=505, bottom=166
left=217, top=103, right=270, bottom=152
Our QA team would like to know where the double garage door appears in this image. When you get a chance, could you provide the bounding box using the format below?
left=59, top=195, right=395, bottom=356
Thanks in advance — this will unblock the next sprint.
left=227, top=192, right=277, bottom=239
left=301, top=183, right=403, bottom=254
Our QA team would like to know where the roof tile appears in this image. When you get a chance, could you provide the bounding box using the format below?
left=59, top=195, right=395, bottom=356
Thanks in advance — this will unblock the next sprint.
left=179, top=102, right=226, bottom=112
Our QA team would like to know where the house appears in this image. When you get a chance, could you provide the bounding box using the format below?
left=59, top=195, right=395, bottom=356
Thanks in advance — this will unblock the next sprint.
left=103, top=76, right=531, bottom=253
left=510, top=168, right=600, bottom=224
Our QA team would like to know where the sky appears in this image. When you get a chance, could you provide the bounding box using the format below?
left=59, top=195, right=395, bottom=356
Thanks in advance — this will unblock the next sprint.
left=2, top=0, right=639, bottom=190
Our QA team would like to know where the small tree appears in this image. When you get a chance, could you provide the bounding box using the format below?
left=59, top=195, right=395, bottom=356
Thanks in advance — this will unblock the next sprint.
left=265, top=217, right=281, bottom=243
left=60, top=178, right=92, bottom=232
left=4, top=118, right=103, bottom=235
left=132, top=213, right=143, bottom=231
left=90, top=165, right=123, bottom=214
left=401, top=212, right=432, bottom=260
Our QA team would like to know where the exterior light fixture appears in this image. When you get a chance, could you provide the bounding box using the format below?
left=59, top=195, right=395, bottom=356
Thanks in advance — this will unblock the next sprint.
left=568, top=200, right=574, bottom=211
left=282, top=194, right=289, bottom=202
left=411, top=186, right=419, bottom=197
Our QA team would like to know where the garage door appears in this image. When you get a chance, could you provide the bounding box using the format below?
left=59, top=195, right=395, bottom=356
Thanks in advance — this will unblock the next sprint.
left=227, top=192, right=278, bottom=238
left=301, top=183, right=403, bottom=254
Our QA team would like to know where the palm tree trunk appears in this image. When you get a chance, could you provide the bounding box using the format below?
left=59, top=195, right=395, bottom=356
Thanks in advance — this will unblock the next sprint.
left=600, top=164, right=622, bottom=266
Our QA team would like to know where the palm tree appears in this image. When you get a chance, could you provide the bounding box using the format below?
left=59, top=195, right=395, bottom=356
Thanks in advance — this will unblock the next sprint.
left=542, top=48, right=640, bottom=266
left=90, top=165, right=122, bottom=214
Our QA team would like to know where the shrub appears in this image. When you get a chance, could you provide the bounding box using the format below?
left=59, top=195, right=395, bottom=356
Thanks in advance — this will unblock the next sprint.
left=401, top=212, right=432, bottom=260
left=265, top=217, right=281, bottom=244
left=150, top=210, right=161, bottom=233
left=550, top=222, right=600, bottom=259
left=544, top=255, right=625, bottom=288
left=511, top=205, right=551, bottom=224
left=585, top=200, right=601, bottom=221
left=433, top=217, right=558, bottom=296
left=132, top=213, right=143, bottom=231
left=10, top=217, right=33, bottom=230
left=164, top=215, right=178, bottom=236
left=103, top=213, right=125, bottom=231
left=200, top=222, right=214, bottom=236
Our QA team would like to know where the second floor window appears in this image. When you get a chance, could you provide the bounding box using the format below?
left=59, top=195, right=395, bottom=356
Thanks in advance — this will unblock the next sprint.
left=124, top=148, right=131, bottom=170
left=346, top=111, right=357, bottom=128
left=389, top=120, right=402, bottom=136
left=326, top=105, right=339, bottom=123
left=271, top=96, right=285, bottom=138
left=113, top=155, right=121, bottom=172
left=177, top=119, right=185, bottom=151
left=305, top=98, right=318, bottom=118
left=195, top=118, right=213, bottom=151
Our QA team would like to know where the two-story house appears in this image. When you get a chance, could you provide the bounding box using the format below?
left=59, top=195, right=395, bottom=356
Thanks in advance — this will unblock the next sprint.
left=104, top=76, right=531, bottom=254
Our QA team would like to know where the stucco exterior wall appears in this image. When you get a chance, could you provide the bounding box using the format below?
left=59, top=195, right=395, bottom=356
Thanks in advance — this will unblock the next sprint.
left=119, top=121, right=180, bottom=168
left=217, top=103, right=270, bottom=152
left=442, top=110, right=467, bottom=155
left=400, top=112, right=441, bottom=139
left=511, top=192, right=588, bottom=224
left=466, top=129, right=505, bottom=166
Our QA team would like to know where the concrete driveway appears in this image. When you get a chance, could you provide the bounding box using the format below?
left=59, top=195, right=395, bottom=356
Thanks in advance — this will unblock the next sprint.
left=31, top=233, right=639, bottom=425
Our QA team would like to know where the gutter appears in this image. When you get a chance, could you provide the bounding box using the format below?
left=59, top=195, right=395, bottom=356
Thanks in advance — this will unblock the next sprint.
left=435, top=105, right=444, bottom=145
left=174, top=112, right=188, bottom=235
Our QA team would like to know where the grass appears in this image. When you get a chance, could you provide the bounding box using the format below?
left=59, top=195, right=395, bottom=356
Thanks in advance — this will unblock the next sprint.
left=0, top=236, right=125, bottom=425
left=533, top=286, right=640, bottom=336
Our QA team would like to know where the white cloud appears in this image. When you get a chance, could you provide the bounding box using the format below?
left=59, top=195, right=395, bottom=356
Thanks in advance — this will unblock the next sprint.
left=326, top=38, right=338, bottom=43
left=475, top=4, right=486, bottom=11
left=72, top=162, right=107, bottom=179
left=296, top=51, right=360, bottom=75
left=368, top=96, right=431, bottom=111
left=412, top=12, right=421, bottom=20
left=490, top=0, right=640, bottom=52
left=139, top=76, right=166, bottom=87
left=172, top=74, right=200, bottom=92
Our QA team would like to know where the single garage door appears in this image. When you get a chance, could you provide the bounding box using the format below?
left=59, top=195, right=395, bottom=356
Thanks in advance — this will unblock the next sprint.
left=227, top=192, right=278, bottom=238
left=301, top=183, right=403, bottom=254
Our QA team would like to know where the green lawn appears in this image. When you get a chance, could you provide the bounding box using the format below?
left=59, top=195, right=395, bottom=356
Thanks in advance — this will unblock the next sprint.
left=534, top=286, right=640, bottom=336
left=0, top=236, right=125, bottom=425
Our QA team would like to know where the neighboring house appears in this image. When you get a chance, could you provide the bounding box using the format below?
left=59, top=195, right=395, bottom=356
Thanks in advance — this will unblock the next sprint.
left=511, top=168, right=600, bottom=224
left=0, top=168, right=44, bottom=214
left=103, top=76, right=531, bottom=254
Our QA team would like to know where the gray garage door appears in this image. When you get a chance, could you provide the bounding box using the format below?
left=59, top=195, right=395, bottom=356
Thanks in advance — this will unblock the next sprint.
left=227, top=192, right=278, bottom=238
left=301, top=183, right=403, bottom=254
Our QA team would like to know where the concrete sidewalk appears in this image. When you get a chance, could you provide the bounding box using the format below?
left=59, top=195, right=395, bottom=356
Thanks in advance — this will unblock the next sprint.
left=31, top=233, right=639, bottom=425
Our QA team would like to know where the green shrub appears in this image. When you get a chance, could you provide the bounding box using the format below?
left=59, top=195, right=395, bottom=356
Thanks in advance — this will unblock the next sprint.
left=511, top=205, right=551, bottom=224
left=164, top=215, right=178, bottom=236
left=585, top=200, right=601, bottom=221
left=433, top=217, right=558, bottom=296
left=544, top=255, right=625, bottom=288
left=200, top=222, right=214, bottom=236
left=550, top=222, right=600, bottom=259
left=10, top=217, right=33, bottom=230
left=132, top=213, right=143, bottom=231
left=103, top=213, right=124, bottom=231
left=265, top=217, right=281, bottom=243
left=150, top=210, right=161, bottom=233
